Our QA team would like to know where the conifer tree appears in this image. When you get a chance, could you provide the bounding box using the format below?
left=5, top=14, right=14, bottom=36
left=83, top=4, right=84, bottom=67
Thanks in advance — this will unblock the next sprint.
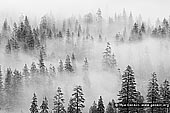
left=89, top=101, right=97, bottom=113
left=39, top=50, right=46, bottom=74
left=118, top=65, right=138, bottom=113
left=58, top=31, right=63, bottom=38
left=159, top=79, right=170, bottom=113
left=71, top=86, right=85, bottom=113
left=67, top=98, right=75, bottom=113
left=64, top=55, right=73, bottom=72
left=146, top=72, right=161, bottom=113
left=53, top=87, right=66, bottom=113
left=103, top=42, right=111, bottom=68
left=97, top=96, right=105, bottom=113
left=58, top=60, right=64, bottom=72
left=109, top=53, right=117, bottom=69
left=140, top=23, right=146, bottom=33
left=106, top=102, right=116, bottom=113
left=160, top=79, right=170, bottom=103
left=82, top=57, right=88, bottom=71
left=66, top=29, right=70, bottom=38
left=6, top=40, right=12, bottom=54
left=30, top=62, right=38, bottom=75
left=40, top=97, right=49, bottom=113
left=30, top=93, right=39, bottom=113
left=23, top=64, right=29, bottom=76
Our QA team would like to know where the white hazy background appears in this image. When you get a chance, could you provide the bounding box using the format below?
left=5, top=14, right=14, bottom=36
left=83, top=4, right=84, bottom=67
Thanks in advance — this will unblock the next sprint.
left=0, top=0, right=168, bottom=23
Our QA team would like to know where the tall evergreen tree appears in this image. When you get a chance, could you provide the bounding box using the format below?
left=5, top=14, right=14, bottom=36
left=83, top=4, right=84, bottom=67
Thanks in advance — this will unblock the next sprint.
left=106, top=102, right=116, bottom=113
left=30, top=62, right=38, bottom=75
left=82, top=57, right=88, bottom=71
left=39, top=50, right=46, bottom=74
left=160, top=79, right=170, bottom=103
left=103, top=42, right=111, bottom=69
left=67, top=98, right=75, bottom=113
left=53, top=87, right=66, bottom=113
left=97, top=96, right=105, bottom=113
left=66, top=29, right=70, bottom=38
left=23, top=64, right=30, bottom=76
left=58, top=60, right=64, bottom=72
left=89, top=101, right=97, bottom=113
left=40, top=97, right=49, bottom=113
left=146, top=72, right=161, bottom=113
left=71, top=86, right=85, bottom=113
left=159, top=79, right=170, bottom=113
left=30, top=93, right=39, bottom=113
left=64, top=55, right=74, bottom=72
left=118, top=65, right=138, bottom=113
left=5, top=40, right=12, bottom=54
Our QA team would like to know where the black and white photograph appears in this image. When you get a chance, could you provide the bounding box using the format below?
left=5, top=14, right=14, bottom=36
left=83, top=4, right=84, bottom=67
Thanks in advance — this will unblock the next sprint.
left=0, top=0, right=170, bottom=113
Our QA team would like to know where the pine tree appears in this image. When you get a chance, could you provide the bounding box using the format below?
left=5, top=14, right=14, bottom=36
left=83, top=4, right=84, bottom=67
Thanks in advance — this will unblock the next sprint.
left=71, top=86, right=85, bottom=113
left=62, top=21, right=66, bottom=34
left=67, top=98, right=75, bottom=113
left=130, top=23, right=139, bottom=40
left=136, top=91, right=145, bottom=113
left=30, top=62, right=38, bottom=75
left=103, top=42, right=111, bottom=69
left=5, top=68, right=13, bottom=92
left=58, top=31, right=63, bottom=38
left=146, top=72, right=161, bottom=113
left=64, top=55, right=74, bottom=72
left=71, top=53, right=76, bottom=71
left=160, top=79, right=170, bottom=103
left=89, top=101, right=97, bottom=113
left=160, top=80, right=170, bottom=113
left=140, top=23, right=145, bottom=33
left=40, top=97, right=49, bottom=113
left=106, top=102, right=116, bottom=113
left=53, top=87, right=66, bottom=113
left=12, top=22, right=18, bottom=38
left=118, top=65, right=138, bottom=113
left=30, top=93, right=39, bottom=113
left=39, top=50, right=46, bottom=74
left=109, top=53, right=117, bottom=69
left=6, top=40, right=12, bottom=54
left=82, top=57, right=88, bottom=71
left=49, top=64, right=56, bottom=76
left=97, top=96, right=105, bottom=113
left=23, top=64, right=29, bottom=76
left=12, top=39, right=20, bottom=51
left=58, top=60, right=64, bottom=72
left=66, top=29, right=70, bottom=38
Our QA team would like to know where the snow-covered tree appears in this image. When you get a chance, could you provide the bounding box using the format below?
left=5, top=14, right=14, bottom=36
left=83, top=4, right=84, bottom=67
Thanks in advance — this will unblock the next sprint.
left=23, top=64, right=29, bottom=76
left=71, top=86, right=85, bottom=113
left=146, top=72, right=161, bottom=113
left=106, top=102, right=116, bottom=113
left=64, top=55, right=74, bottom=72
left=40, top=97, right=49, bottom=113
left=53, top=87, right=66, bottom=113
left=58, top=60, right=64, bottom=72
left=118, top=65, right=138, bottom=113
left=97, top=96, right=105, bottom=113
left=89, top=101, right=97, bottom=113
left=30, top=93, right=39, bottom=113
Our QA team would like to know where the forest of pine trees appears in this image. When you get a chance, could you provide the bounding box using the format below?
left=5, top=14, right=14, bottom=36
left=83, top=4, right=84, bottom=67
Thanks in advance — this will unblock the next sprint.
left=0, top=7, right=170, bottom=113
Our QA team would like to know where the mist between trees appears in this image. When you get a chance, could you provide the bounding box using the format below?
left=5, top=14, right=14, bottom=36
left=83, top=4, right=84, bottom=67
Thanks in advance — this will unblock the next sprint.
left=0, top=8, right=170, bottom=113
